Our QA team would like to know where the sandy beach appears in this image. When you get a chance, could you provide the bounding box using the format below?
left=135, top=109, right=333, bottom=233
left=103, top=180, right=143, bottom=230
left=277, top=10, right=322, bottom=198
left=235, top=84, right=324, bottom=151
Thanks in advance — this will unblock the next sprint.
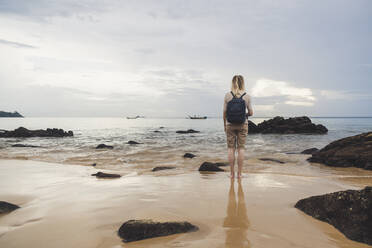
left=1, top=159, right=372, bottom=248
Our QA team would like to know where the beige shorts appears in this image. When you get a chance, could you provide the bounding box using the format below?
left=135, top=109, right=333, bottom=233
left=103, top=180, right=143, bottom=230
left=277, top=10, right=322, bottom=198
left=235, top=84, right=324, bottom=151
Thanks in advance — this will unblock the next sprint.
left=226, top=122, right=248, bottom=149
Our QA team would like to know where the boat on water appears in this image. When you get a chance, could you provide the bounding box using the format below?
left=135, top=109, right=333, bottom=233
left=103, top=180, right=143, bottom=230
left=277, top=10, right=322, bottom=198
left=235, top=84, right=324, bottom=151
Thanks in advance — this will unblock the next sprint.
left=126, top=115, right=145, bottom=119
left=188, top=115, right=207, bottom=119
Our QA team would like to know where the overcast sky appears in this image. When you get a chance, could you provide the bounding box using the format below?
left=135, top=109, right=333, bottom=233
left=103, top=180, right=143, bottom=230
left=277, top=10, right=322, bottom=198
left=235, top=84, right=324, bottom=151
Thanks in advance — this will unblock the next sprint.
left=0, top=0, right=371, bottom=117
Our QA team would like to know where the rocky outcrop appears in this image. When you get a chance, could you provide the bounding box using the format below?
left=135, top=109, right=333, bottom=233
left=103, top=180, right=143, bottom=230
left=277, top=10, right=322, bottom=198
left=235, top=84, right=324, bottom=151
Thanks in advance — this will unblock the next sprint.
left=308, top=132, right=372, bottom=170
left=11, top=144, right=40, bottom=148
left=248, top=120, right=260, bottom=134
left=259, top=158, right=285, bottom=164
left=96, top=144, right=114, bottom=149
left=248, top=116, right=327, bottom=134
left=199, top=162, right=225, bottom=172
left=91, top=171, right=121, bottom=178
left=118, top=219, right=198, bottom=242
left=127, top=141, right=141, bottom=145
left=0, top=201, right=20, bottom=214
left=183, top=153, right=196, bottom=158
left=0, top=111, right=23, bottom=118
left=295, top=187, right=372, bottom=245
left=0, top=127, right=73, bottom=138
left=152, top=166, right=175, bottom=172
left=176, top=129, right=200, bottom=134
left=301, top=148, right=319, bottom=155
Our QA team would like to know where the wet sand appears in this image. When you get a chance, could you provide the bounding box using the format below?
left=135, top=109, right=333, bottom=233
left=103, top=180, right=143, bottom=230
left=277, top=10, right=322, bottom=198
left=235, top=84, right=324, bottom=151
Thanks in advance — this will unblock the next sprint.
left=0, top=159, right=372, bottom=248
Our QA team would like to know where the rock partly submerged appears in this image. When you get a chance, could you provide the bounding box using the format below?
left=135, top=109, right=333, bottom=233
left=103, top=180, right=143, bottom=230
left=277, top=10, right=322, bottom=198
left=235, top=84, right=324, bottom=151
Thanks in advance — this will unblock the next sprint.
left=0, top=127, right=73, bottom=138
left=91, top=171, right=121, bottom=178
left=199, top=162, right=225, bottom=172
left=11, top=144, right=41, bottom=148
left=295, top=186, right=372, bottom=245
left=127, top=140, right=141, bottom=145
left=96, top=144, right=114, bottom=149
left=183, top=153, right=196, bottom=158
left=118, top=219, right=198, bottom=242
left=152, top=166, right=175, bottom=172
left=0, top=201, right=20, bottom=214
left=308, top=132, right=372, bottom=170
left=259, top=158, right=285, bottom=164
left=176, top=129, right=200, bottom=134
left=301, top=148, right=319, bottom=155
left=248, top=116, right=327, bottom=134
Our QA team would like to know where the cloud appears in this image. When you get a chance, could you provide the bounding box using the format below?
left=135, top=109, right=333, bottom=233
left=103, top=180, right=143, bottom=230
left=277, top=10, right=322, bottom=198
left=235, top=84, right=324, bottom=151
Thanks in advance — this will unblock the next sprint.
left=254, top=104, right=275, bottom=112
left=320, top=90, right=372, bottom=100
left=0, top=38, right=36, bottom=48
left=251, top=78, right=316, bottom=107
left=284, top=101, right=314, bottom=106
left=0, top=0, right=371, bottom=117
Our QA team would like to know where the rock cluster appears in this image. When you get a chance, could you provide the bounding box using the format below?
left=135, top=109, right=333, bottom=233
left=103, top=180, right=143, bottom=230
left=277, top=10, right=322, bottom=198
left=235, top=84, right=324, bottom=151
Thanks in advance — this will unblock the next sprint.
left=118, top=219, right=198, bottom=242
left=176, top=129, right=200, bottom=134
left=0, top=127, right=73, bottom=138
left=308, top=132, right=372, bottom=170
left=295, top=186, right=372, bottom=245
left=12, top=144, right=40, bottom=148
left=248, top=116, right=328, bottom=134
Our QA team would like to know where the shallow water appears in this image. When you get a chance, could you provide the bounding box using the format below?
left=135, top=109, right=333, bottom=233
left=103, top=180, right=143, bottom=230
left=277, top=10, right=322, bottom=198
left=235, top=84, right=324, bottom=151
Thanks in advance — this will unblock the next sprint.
left=0, top=117, right=371, bottom=173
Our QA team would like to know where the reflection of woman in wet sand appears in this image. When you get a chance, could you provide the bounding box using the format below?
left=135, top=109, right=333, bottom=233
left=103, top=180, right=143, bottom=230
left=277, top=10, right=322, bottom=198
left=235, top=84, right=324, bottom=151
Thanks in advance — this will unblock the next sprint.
left=223, top=179, right=250, bottom=248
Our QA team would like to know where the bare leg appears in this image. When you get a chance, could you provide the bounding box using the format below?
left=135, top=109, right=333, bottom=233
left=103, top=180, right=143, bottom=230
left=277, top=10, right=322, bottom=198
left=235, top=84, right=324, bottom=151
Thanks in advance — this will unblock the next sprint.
left=228, top=148, right=235, bottom=178
left=237, top=148, right=244, bottom=178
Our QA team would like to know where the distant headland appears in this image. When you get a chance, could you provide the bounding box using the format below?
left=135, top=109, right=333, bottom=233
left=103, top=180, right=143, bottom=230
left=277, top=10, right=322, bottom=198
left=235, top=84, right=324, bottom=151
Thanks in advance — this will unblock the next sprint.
left=0, top=111, right=24, bottom=118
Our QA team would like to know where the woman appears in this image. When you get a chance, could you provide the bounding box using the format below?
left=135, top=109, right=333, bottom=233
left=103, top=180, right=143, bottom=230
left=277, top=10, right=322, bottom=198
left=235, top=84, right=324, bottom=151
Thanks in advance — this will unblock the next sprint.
left=223, top=75, right=253, bottom=179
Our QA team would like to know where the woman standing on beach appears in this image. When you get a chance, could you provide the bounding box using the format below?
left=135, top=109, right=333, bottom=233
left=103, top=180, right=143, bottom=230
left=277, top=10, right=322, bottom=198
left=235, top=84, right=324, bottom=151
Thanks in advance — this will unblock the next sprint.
left=223, top=75, right=253, bottom=179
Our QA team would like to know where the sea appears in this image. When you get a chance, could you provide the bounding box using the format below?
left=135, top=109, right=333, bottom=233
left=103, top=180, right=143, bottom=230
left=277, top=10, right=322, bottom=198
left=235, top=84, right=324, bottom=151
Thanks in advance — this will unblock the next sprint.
left=0, top=117, right=371, bottom=174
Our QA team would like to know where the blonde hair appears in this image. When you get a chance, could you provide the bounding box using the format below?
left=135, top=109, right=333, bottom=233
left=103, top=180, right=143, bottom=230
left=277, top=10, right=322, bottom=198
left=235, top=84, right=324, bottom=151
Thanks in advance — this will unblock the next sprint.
left=231, top=75, right=245, bottom=97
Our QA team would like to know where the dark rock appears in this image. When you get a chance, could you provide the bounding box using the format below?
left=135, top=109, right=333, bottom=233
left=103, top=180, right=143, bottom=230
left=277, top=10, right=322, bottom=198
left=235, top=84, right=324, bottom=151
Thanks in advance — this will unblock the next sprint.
left=254, top=116, right=328, bottom=134
left=183, top=153, right=196, bottom=158
left=0, top=127, right=73, bottom=138
left=301, top=148, right=319, bottom=155
left=152, top=166, right=176, bottom=172
left=91, top=171, right=121, bottom=178
left=176, top=129, right=200, bottom=134
left=199, top=162, right=225, bottom=172
left=118, top=219, right=198, bottom=242
left=0, top=111, right=23, bottom=118
left=259, top=158, right=285, bottom=164
left=215, top=162, right=229, bottom=167
left=92, top=163, right=97, bottom=167
left=0, top=201, right=20, bottom=214
left=11, top=144, right=40, bottom=148
left=127, top=141, right=141, bottom=145
left=159, top=127, right=164, bottom=129
left=248, top=120, right=260, bottom=134
left=153, top=130, right=161, bottom=133
left=96, top=144, right=114, bottom=149
left=295, top=186, right=372, bottom=245
left=308, top=132, right=372, bottom=170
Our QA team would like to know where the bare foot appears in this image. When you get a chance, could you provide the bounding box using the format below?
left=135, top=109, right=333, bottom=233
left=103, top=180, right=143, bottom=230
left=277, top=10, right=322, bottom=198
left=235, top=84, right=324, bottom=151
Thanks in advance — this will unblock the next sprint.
left=237, top=173, right=242, bottom=179
left=230, top=173, right=235, bottom=179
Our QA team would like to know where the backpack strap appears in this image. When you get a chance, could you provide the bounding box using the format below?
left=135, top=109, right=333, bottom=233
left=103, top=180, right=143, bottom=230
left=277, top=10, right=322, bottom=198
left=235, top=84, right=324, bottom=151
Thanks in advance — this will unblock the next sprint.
left=230, top=91, right=236, bottom=98
left=239, top=92, right=246, bottom=99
